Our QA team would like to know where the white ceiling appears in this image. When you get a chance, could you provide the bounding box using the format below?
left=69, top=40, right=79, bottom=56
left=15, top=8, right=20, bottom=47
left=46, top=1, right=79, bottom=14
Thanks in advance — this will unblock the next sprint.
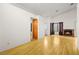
left=12, top=3, right=76, bottom=18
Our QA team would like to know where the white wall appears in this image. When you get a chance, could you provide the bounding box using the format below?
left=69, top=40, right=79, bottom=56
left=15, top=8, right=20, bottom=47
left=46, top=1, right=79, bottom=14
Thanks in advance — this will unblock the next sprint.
left=38, top=16, right=45, bottom=39
left=38, top=16, right=51, bottom=39
left=0, top=4, right=35, bottom=51
left=0, top=4, right=4, bottom=51
left=77, top=4, right=79, bottom=48
left=0, top=3, right=77, bottom=51
left=50, top=8, right=77, bottom=36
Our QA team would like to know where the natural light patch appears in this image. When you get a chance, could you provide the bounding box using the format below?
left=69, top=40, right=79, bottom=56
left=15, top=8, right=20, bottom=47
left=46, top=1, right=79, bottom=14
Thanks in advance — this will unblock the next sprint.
left=44, top=37, right=48, bottom=48
left=74, top=37, right=77, bottom=50
left=53, top=36, right=60, bottom=46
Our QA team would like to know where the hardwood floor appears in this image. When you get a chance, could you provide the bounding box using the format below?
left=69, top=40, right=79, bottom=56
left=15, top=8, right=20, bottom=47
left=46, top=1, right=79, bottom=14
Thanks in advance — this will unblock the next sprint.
left=0, top=35, right=79, bottom=55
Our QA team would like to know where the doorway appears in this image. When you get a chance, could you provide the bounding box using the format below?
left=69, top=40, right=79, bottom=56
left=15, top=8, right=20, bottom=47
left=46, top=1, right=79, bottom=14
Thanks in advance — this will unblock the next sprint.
left=54, top=23, right=59, bottom=35
left=50, top=22, right=63, bottom=35
left=32, top=18, right=38, bottom=40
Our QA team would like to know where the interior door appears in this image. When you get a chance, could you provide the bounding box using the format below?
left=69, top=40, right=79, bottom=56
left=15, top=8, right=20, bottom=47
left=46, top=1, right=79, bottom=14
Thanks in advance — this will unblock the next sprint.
left=32, top=19, right=38, bottom=40
left=50, top=23, right=54, bottom=35
left=59, top=22, right=63, bottom=35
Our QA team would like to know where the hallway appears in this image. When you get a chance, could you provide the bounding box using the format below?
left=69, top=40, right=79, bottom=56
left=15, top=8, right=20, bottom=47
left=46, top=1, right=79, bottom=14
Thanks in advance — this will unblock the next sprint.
left=0, top=35, right=78, bottom=55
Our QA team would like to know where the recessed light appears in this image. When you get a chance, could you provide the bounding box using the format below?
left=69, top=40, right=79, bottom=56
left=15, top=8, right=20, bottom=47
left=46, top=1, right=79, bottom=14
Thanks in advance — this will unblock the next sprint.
left=56, top=10, right=58, bottom=12
left=70, top=3, right=74, bottom=6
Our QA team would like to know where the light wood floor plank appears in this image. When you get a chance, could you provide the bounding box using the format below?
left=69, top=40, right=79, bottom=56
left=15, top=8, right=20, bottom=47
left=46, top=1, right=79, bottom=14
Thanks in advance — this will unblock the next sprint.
left=0, top=35, right=79, bottom=55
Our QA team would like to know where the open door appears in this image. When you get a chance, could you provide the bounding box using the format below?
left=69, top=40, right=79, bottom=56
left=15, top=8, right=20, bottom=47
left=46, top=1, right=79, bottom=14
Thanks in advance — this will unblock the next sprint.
left=50, top=23, right=54, bottom=35
left=32, top=18, right=38, bottom=40
left=59, top=22, right=63, bottom=35
left=50, top=22, right=63, bottom=35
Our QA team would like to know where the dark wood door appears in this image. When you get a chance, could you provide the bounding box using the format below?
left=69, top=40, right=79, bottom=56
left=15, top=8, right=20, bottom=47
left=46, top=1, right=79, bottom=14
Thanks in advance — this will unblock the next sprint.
left=32, top=19, right=38, bottom=40
left=59, top=22, right=63, bottom=35
left=50, top=23, right=54, bottom=35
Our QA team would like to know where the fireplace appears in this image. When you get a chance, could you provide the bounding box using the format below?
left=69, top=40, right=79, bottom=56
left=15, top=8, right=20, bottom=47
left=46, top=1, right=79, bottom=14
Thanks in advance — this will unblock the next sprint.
left=64, top=29, right=74, bottom=36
